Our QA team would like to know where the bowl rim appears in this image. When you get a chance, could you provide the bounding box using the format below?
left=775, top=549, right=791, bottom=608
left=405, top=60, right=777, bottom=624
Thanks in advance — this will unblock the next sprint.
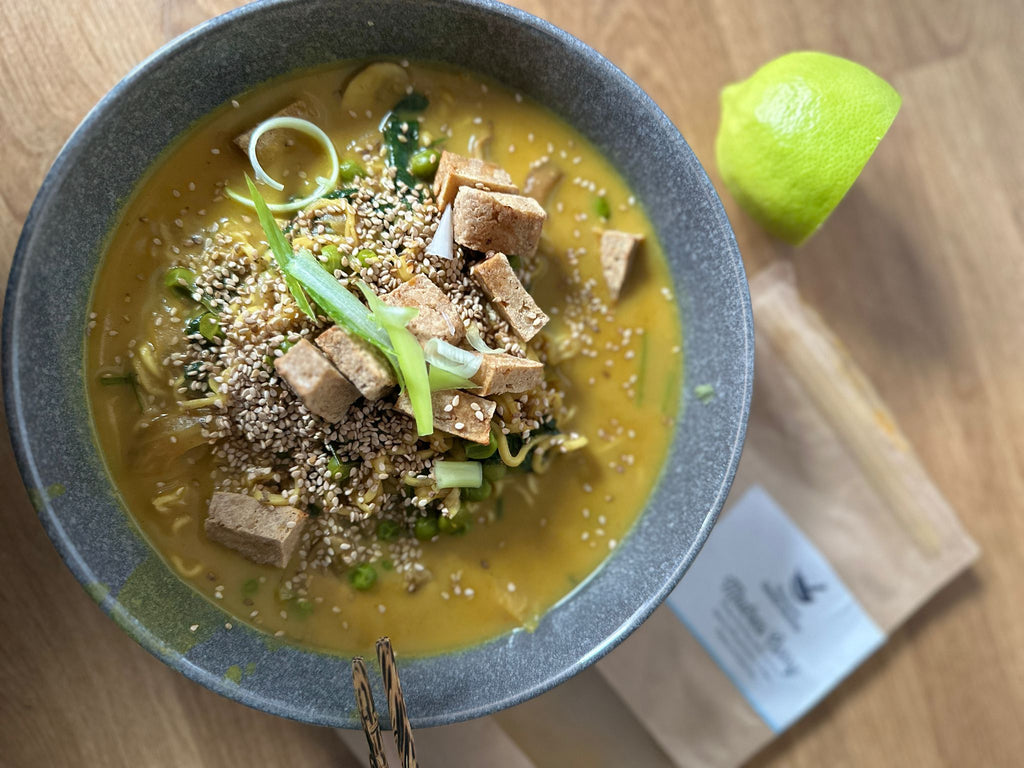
left=3, top=0, right=753, bottom=727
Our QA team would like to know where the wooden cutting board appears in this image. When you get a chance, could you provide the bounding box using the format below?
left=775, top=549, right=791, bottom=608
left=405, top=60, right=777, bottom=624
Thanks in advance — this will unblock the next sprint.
left=2, top=1, right=1022, bottom=765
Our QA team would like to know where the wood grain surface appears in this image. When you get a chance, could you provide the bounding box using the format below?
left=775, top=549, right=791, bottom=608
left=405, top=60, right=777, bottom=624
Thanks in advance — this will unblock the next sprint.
left=2, top=1, right=1022, bottom=765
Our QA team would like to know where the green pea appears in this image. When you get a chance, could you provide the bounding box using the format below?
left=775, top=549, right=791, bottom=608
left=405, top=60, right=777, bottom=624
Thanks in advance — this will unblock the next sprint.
left=352, top=248, right=377, bottom=266
left=349, top=563, right=377, bottom=591
left=294, top=599, right=315, bottom=618
left=409, top=148, right=440, bottom=179
left=265, top=340, right=293, bottom=368
left=463, top=479, right=492, bottom=503
left=593, top=195, right=611, bottom=220
left=338, top=159, right=365, bottom=182
left=482, top=462, right=507, bottom=483
left=326, top=455, right=353, bottom=480
left=164, top=267, right=197, bottom=298
left=438, top=513, right=468, bottom=535
left=322, top=244, right=344, bottom=274
left=414, top=515, right=440, bottom=541
left=377, top=519, right=401, bottom=542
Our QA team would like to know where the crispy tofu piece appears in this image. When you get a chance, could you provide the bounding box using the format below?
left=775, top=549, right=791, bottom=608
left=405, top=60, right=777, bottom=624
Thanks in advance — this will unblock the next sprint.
left=453, top=188, right=547, bottom=259
left=274, top=338, right=359, bottom=423
left=471, top=353, right=544, bottom=396
left=600, top=230, right=644, bottom=302
left=315, top=326, right=395, bottom=401
left=234, top=100, right=316, bottom=160
left=432, top=150, right=519, bottom=210
left=204, top=492, right=307, bottom=568
left=381, top=275, right=465, bottom=346
left=395, top=389, right=496, bottom=445
left=470, top=253, right=550, bottom=342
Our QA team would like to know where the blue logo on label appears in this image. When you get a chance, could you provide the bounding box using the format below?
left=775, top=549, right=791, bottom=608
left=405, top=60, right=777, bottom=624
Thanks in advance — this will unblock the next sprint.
left=790, top=570, right=827, bottom=604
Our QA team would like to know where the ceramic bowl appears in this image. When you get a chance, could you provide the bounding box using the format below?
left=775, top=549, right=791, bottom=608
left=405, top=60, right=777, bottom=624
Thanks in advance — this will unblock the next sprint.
left=3, top=0, right=752, bottom=727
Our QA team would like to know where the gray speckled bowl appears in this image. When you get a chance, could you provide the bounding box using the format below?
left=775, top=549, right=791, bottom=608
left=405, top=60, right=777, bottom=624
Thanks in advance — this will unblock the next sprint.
left=3, top=0, right=751, bottom=727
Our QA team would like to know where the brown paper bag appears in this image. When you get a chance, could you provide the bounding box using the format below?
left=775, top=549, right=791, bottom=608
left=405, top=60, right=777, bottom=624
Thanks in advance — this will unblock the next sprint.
left=338, top=262, right=978, bottom=767
left=595, top=261, right=978, bottom=766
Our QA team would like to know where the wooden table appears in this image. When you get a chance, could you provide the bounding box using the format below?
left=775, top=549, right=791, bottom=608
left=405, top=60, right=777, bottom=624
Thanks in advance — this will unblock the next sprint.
left=2, top=1, right=1022, bottom=765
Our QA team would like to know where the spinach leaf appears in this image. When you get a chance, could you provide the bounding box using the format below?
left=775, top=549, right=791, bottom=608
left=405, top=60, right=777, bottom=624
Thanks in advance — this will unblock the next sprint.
left=382, top=91, right=429, bottom=193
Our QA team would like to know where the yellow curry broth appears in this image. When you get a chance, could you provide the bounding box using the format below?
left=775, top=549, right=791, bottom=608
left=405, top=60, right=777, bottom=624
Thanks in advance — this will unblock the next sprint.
left=87, top=61, right=682, bottom=655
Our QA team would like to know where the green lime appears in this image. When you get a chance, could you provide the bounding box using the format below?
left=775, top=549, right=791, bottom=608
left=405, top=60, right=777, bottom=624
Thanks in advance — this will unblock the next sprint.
left=715, top=51, right=901, bottom=244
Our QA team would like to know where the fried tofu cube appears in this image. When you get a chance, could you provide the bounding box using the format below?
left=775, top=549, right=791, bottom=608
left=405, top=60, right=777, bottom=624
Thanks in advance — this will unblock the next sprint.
left=234, top=100, right=316, bottom=160
left=432, top=150, right=519, bottom=210
left=395, top=389, right=496, bottom=445
left=454, top=188, right=547, bottom=259
left=600, top=230, right=644, bottom=302
left=470, top=253, right=550, bottom=342
left=204, top=492, right=307, bottom=568
left=471, top=353, right=544, bottom=396
left=274, top=338, right=359, bottom=423
left=381, top=275, right=465, bottom=345
left=315, top=326, right=395, bottom=401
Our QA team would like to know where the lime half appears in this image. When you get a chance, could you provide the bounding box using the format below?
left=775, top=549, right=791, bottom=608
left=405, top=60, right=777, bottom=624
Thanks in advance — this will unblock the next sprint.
left=716, top=51, right=901, bottom=245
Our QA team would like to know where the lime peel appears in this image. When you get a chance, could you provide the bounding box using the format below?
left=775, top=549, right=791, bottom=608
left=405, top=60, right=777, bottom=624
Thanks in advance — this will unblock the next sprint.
left=716, top=51, right=901, bottom=245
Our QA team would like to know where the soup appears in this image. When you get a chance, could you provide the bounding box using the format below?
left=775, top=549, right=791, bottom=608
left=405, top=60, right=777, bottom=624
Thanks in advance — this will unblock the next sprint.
left=86, top=60, right=683, bottom=655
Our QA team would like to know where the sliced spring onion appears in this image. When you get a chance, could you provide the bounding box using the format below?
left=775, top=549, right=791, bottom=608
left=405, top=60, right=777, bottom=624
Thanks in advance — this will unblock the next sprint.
left=286, top=249, right=391, bottom=350
left=245, top=176, right=317, bottom=321
left=424, top=205, right=453, bottom=259
left=185, top=312, right=223, bottom=342
left=98, top=371, right=145, bottom=412
left=424, top=338, right=482, bottom=378
left=434, top=460, right=483, bottom=489
left=428, top=366, right=479, bottom=392
left=164, top=267, right=197, bottom=297
left=98, top=372, right=132, bottom=386
left=466, top=432, right=498, bottom=460
left=466, top=323, right=504, bottom=354
left=227, top=118, right=341, bottom=213
left=357, top=281, right=433, bottom=437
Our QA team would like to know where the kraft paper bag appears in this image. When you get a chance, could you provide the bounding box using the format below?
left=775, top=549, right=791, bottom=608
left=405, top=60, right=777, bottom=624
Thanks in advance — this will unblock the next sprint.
left=594, top=261, right=979, bottom=767
left=339, top=261, right=978, bottom=767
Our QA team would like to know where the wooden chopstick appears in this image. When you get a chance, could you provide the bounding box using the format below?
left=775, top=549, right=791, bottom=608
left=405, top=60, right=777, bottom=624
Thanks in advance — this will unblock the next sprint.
left=351, top=656, right=390, bottom=768
left=376, top=636, right=418, bottom=768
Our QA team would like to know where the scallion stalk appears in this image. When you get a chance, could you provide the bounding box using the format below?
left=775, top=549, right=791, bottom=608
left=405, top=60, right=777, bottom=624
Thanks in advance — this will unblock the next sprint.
left=434, top=460, right=483, bottom=489
left=427, top=366, right=478, bottom=392
left=245, top=175, right=317, bottom=321
left=357, top=281, right=433, bottom=436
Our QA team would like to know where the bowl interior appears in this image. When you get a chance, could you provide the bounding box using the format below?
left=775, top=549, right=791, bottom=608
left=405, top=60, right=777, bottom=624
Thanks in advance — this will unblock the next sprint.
left=3, top=0, right=751, bottom=727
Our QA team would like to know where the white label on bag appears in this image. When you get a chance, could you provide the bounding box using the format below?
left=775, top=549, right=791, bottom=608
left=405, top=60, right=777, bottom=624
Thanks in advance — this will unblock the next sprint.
left=667, top=485, right=885, bottom=732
